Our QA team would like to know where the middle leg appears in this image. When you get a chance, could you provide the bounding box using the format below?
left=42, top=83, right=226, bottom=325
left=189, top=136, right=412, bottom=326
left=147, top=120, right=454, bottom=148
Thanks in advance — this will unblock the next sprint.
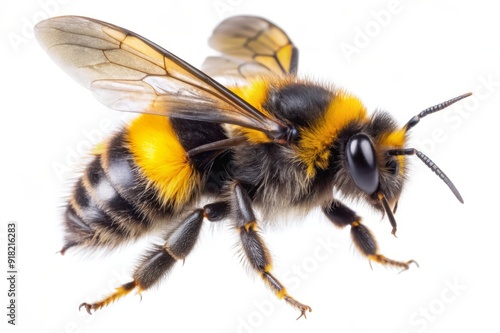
left=232, top=182, right=312, bottom=319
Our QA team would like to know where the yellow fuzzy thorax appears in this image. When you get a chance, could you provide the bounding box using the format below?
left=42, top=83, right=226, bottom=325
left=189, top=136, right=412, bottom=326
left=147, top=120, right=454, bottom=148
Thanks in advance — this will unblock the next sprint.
left=297, top=92, right=368, bottom=178
left=229, top=79, right=373, bottom=178
left=228, top=79, right=275, bottom=144
left=126, top=114, right=199, bottom=209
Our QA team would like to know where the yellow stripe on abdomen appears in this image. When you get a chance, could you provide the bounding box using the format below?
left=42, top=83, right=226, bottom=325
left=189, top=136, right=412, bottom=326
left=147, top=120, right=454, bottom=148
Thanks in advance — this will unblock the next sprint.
left=127, top=114, right=200, bottom=210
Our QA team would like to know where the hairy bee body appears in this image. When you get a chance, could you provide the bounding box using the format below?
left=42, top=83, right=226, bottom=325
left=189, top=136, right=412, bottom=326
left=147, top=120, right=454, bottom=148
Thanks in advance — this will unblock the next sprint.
left=65, top=76, right=404, bottom=251
left=36, top=15, right=468, bottom=318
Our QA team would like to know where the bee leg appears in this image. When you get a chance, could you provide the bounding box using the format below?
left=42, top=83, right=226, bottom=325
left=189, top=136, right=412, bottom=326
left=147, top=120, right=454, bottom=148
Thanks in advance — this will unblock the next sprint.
left=80, top=207, right=211, bottom=314
left=232, top=183, right=312, bottom=319
left=323, top=200, right=418, bottom=271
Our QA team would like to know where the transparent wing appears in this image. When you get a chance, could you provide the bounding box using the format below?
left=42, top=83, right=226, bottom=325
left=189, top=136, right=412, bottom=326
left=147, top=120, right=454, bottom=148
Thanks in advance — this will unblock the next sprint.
left=35, top=16, right=290, bottom=140
left=202, top=15, right=299, bottom=80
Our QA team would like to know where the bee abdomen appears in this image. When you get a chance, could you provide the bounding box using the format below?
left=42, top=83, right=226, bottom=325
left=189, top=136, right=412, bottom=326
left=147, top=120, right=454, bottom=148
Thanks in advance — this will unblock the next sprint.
left=62, top=153, right=159, bottom=252
left=62, top=129, right=173, bottom=252
left=62, top=115, right=203, bottom=253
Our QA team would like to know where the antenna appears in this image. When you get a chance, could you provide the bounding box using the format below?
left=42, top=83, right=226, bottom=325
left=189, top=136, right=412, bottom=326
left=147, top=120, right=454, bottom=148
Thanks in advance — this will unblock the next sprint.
left=404, top=92, right=472, bottom=131
left=388, top=148, right=464, bottom=203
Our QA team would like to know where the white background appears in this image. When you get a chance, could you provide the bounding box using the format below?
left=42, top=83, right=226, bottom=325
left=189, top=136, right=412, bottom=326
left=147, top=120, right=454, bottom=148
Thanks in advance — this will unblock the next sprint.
left=1, top=0, right=499, bottom=332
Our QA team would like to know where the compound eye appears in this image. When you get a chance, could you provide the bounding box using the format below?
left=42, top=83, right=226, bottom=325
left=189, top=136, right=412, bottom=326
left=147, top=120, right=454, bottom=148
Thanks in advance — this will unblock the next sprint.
left=386, top=159, right=399, bottom=175
left=346, top=134, right=379, bottom=194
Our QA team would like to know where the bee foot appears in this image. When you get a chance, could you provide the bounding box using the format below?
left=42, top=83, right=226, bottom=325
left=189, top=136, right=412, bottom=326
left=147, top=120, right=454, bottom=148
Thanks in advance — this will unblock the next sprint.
left=79, top=302, right=95, bottom=315
left=295, top=304, right=313, bottom=320
left=284, top=295, right=312, bottom=319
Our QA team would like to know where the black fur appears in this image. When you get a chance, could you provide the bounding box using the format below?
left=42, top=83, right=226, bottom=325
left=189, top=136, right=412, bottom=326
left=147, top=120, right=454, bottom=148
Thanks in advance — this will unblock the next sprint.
left=169, top=118, right=227, bottom=169
left=265, top=82, right=332, bottom=128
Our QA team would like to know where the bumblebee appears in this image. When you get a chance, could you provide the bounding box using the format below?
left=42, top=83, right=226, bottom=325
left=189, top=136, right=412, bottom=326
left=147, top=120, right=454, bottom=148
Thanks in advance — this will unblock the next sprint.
left=35, top=15, right=469, bottom=319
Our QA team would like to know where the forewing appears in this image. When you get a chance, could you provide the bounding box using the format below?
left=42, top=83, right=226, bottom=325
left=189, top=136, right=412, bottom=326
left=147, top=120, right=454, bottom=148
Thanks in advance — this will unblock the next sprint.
left=202, top=16, right=298, bottom=80
left=35, top=16, right=288, bottom=138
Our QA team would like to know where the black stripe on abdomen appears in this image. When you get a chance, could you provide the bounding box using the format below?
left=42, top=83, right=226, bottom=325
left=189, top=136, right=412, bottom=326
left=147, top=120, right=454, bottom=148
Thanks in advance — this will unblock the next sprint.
left=85, top=156, right=151, bottom=232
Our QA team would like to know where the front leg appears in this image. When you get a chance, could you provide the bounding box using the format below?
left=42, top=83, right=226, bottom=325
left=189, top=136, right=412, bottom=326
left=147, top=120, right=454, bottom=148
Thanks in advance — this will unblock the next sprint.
left=323, top=200, right=417, bottom=271
left=232, top=183, right=312, bottom=319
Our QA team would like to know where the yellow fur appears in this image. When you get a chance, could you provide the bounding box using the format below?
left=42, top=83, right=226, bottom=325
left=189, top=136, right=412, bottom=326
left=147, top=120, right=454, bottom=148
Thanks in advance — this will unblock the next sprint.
left=379, top=129, right=406, bottom=148
left=91, top=139, right=108, bottom=155
left=379, top=129, right=407, bottom=174
left=127, top=114, right=199, bottom=209
left=297, top=92, right=368, bottom=177
left=229, top=80, right=273, bottom=144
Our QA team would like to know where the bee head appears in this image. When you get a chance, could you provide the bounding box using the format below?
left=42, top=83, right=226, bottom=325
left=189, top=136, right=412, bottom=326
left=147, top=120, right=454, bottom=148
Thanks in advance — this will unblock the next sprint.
left=343, top=92, right=471, bottom=235
left=343, top=115, right=406, bottom=221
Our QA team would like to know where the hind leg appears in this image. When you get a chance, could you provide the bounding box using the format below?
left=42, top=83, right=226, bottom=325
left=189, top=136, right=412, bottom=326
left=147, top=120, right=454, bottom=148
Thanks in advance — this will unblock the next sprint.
left=79, top=201, right=229, bottom=313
